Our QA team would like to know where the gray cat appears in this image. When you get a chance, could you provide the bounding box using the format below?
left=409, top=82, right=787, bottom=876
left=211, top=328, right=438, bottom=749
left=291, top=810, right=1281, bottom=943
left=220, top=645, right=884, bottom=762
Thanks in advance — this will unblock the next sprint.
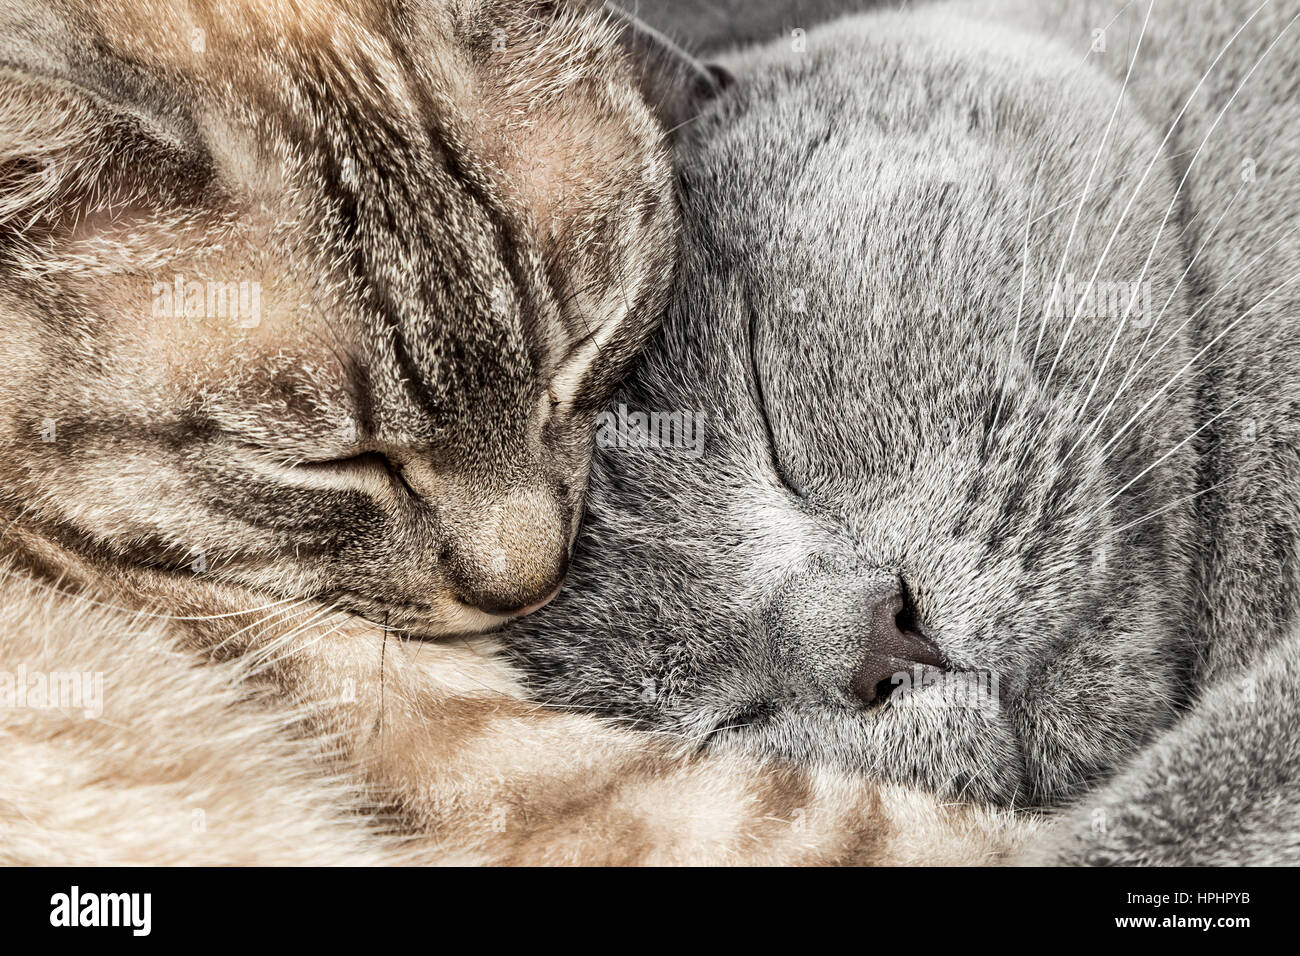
left=506, top=0, right=1300, bottom=863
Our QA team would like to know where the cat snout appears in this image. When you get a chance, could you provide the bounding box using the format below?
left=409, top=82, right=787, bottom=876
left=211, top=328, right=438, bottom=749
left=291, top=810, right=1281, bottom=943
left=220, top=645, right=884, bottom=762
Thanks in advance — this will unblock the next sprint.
left=443, top=488, right=571, bottom=618
left=770, top=569, right=946, bottom=708
left=452, top=560, right=568, bottom=618
left=849, top=591, right=946, bottom=707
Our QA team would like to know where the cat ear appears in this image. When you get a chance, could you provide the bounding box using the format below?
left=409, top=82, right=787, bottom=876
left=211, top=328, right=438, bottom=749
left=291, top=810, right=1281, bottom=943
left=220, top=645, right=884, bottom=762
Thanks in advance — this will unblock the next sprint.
left=0, top=24, right=207, bottom=233
left=604, top=3, right=733, bottom=135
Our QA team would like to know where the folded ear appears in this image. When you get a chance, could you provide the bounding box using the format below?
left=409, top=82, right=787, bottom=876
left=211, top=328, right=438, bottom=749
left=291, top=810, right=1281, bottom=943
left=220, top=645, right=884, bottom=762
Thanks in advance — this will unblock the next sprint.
left=604, top=2, right=733, bottom=134
left=0, top=11, right=208, bottom=235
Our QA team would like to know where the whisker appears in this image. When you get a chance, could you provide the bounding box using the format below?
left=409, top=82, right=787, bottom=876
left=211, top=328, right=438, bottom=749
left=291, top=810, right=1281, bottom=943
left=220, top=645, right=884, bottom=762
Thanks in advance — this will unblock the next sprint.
left=242, top=603, right=342, bottom=671
left=1077, top=0, right=1140, bottom=69
left=1066, top=229, right=1294, bottom=463
left=254, top=613, right=352, bottom=674
left=1097, top=179, right=1249, bottom=416
left=0, top=563, right=309, bottom=627
left=1085, top=381, right=1264, bottom=522
left=1037, top=0, right=1157, bottom=389
left=378, top=610, right=389, bottom=738
left=1071, top=2, right=1292, bottom=429
left=205, top=597, right=316, bottom=657
left=1104, top=480, right=1230, bottom=539
left=1096, top=268, right=1300, bottom=462
left=1028, top=144, right=1200, bottom=228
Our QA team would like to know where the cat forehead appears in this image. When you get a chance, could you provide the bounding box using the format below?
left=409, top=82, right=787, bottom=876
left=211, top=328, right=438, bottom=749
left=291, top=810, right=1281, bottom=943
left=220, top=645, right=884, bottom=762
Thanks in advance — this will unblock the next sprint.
left=42, top=199, right=538, bottom=460
left=56, top=6, right=604, bottom=405
left=78, top=0, right=666, bottom=243
left=5, top=0, right=679, bottom=434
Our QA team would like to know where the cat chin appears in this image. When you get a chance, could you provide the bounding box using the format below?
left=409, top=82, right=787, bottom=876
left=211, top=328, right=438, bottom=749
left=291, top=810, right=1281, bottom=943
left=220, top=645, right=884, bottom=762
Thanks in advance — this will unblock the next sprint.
left=332, top=591, right=507, bottom=638
left=705, top=687, right=1028, bottom=807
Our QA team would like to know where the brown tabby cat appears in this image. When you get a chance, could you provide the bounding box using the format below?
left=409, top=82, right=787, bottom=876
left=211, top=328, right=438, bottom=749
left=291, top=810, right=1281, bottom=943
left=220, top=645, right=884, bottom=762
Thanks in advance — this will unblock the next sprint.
left=0, top=0, right=1031, bottom=863
left=0, top=0, right=696, bottom=628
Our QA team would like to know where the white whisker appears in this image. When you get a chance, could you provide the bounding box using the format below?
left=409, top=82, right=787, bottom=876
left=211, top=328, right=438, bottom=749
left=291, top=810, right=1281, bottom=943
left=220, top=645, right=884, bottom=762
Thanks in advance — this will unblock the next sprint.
left=1096, top=268, right=1300, bottom=461
left=1028, top=144, right=1200, bottom=228
left=1069, top=0, right=1273, bottom=425
left=1122, top=180, right=1248, bottom=372
left=247, top=602, right=343, bottom=665
left=256, top=614, right=352, bottom=673
left=205, top=597, right=316, bottom=657
left=1087, top=382, right=1263, bottom=521
left=1073, top=2, right=1293, bottom=434
left=1105, top=480, right=1230, bottom=539
left=1039, top=0, right=1157, bottom=389
left=1066, top=228, right=1294, bottom=463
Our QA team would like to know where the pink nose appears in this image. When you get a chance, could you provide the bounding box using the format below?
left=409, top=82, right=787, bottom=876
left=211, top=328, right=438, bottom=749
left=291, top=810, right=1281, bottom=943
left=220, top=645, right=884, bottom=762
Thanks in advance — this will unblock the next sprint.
left=504, top=583, right=563, bottom=618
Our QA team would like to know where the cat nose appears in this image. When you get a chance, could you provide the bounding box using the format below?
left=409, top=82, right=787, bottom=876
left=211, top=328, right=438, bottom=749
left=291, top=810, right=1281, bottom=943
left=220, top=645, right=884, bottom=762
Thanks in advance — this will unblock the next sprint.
left=461, top=578, right=565, bottom=617
left=849, top=592, right=946, bottom=706
left=442, top=486, right=573, bottom=618
left=500, top=582, right=563, bottom=618
left=449, top=550, right=569, bottom=618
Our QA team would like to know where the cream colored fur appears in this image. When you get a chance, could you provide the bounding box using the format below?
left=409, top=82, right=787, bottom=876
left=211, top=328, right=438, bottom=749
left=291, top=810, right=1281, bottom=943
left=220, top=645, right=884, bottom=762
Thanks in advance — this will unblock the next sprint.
left=0, top=526, right=1037, bottom=865
left=0, top=0, right=1038, bottom=865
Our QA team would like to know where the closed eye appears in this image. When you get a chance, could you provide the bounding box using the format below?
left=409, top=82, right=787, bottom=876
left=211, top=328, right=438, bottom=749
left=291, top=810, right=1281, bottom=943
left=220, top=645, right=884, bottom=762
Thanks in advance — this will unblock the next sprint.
left=295, top=451, right=417, bottom=497
left=748, top=306, right=806, bottom=499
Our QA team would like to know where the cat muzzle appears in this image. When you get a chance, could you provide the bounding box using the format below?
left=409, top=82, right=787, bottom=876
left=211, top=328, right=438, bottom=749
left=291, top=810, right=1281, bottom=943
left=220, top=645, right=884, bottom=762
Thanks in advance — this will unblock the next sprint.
left=850, top=592, right=946, bottom=707
left=450, top=552, right=570, bottom=619
left=501, top=582, right=563, bottom=618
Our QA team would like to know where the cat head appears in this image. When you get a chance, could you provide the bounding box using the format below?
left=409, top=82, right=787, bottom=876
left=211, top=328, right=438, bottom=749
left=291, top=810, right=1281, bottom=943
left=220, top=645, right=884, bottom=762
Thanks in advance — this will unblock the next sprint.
left=508, top=11, right=1211, bottom=804
left=0, top=0, right=722, bottom=632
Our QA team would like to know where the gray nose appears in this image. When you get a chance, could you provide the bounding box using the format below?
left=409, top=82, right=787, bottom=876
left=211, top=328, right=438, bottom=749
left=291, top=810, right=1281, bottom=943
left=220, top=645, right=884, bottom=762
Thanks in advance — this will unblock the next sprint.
left=849, top=591, right=945, bottom=706
left=767, top=566, right=945, bottom=708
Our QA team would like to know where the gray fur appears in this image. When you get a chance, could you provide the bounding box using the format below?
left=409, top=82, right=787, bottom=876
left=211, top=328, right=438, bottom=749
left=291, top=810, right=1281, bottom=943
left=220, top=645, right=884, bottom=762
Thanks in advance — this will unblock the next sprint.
left=633, top=0, right=899, bottom=54
left=1023, top=624, right=1300, bottom=864
left=507, top=0, right=1300, bottom=849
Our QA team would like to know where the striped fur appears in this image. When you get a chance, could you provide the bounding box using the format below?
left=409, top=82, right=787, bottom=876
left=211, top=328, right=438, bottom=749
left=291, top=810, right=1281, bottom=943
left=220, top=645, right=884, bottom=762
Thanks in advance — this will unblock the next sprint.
left=508, top=0, right=1300, bottom=826
left=0, top=0, right=1031, bottom=864
left=0, top=521, right=1035, bottom=864
left=0, top=0, right=684, bottom=630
